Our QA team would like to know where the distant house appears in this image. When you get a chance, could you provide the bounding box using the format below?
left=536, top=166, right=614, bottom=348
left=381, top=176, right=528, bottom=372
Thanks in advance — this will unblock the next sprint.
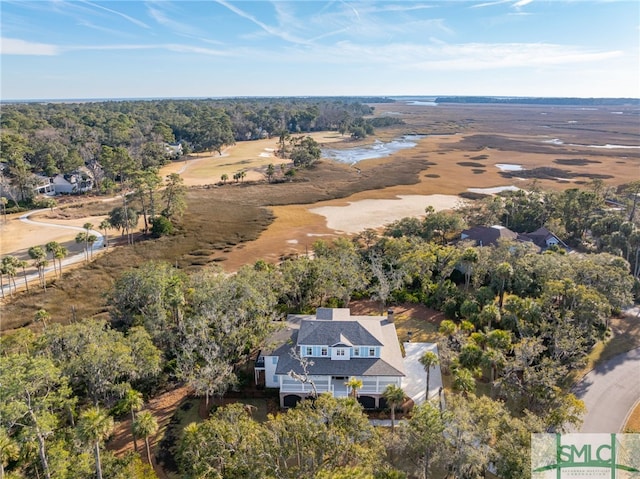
left=519, top=226, right=568, bottom=250
left=52, top=172, right=93, bottom=195
left=165, top=143, right=183, bottom=158
left=255, top=308, right=406, bottom=409
left=460, top=225, right=517, bottom=246
left=33, top=175, right=55, bottom=196
left=460, top=225, right=567, bottom=251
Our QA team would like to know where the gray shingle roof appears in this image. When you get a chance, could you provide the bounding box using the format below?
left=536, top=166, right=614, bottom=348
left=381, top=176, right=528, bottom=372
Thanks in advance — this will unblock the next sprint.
left=297, top=319, right=383, bottom=347
left=269, top=309, right=406, bottom=378
left=275, top=354, right=405, bottom=377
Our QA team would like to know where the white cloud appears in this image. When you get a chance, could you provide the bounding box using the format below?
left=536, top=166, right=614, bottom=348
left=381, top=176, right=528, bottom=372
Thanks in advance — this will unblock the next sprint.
left=79, top=0, right=150, bottom=29
left=0, top=37, right=59, bottom=55
left=215, top=0, right=309, bottom=45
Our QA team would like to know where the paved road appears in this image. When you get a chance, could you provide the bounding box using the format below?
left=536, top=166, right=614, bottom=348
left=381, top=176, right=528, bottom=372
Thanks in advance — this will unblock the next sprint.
left=1, top=209, right=103, bottom=297
left=573, top=347, right=640, bottom=432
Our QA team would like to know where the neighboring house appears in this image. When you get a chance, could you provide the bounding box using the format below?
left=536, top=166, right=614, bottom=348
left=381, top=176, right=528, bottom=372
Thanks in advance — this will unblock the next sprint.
left=460, top=225, right=567, bottom=251
left=33, top=175, right=55, bottom=196
left=255, top=308, right=406, bottom=409
left=165, top=143, right=183, bottom=158
left=52, top=173, right=93, bottom=195
left=519, top=226, right=569, bottom=250
left=460, top=225, right=518, bottom=246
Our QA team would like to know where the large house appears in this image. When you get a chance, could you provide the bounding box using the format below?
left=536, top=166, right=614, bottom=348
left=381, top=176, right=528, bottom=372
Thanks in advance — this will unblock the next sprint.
left=255, top=308, right=406, bottom=408
left=460, top=225, right=567, bottom=251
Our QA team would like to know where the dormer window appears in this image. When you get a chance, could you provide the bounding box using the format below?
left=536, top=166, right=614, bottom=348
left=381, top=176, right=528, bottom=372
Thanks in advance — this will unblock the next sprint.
left=306, top=347, right=313, bottom=356
left=369, top=348, right=376, bottom=357
left=353, top=348, right=360, bottom=357
left=321, top=347, right=328, bottom=356
left=336, top=348, right=345, bottom=356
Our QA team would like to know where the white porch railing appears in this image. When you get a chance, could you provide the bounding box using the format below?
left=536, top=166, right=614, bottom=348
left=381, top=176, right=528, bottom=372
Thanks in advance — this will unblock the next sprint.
left=280, top=377, right=401, bottom=395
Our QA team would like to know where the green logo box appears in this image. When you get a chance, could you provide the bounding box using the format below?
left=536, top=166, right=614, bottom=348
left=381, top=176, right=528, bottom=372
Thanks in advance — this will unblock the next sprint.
left=532, top=433, right=640, bottom=478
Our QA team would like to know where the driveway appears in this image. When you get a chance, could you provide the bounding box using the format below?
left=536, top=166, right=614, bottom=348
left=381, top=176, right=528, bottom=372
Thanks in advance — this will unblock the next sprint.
left=402, top=342, right=443, bottom=406
left=573, top=347, right=640, bottom=432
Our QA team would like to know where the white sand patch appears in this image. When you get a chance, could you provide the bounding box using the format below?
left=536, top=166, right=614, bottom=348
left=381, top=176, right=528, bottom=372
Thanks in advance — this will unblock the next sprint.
left=259, top=152, right=273, bottom=158
left=467, top=186, right=520, bottom=194
left=495, top=163, right=523, bottom=171
left=309, top=194, right=463, bottom=234
left=286, top=239, right=299, bottom=244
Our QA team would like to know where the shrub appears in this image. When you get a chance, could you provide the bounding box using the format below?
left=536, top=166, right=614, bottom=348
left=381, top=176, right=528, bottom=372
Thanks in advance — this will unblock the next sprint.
left=151, top=216, right=174, bottom=237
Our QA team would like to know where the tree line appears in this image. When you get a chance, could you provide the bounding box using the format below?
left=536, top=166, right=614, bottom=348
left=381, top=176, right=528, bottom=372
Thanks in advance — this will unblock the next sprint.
left=0, top=98, right=403, bottom=207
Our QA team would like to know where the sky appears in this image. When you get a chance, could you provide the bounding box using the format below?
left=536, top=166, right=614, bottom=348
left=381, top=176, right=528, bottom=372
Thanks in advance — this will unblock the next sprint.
left=1, top=0, right=639, bottom=100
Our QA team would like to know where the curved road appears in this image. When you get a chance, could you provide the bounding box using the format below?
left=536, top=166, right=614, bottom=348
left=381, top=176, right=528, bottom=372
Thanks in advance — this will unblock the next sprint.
left=1, top=209, right=103, bottom=296
left=573, top=346, right=640, bottom=432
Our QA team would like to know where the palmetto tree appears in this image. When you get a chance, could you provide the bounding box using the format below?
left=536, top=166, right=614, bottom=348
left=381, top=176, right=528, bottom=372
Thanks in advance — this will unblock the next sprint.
left=382, top=384, right=405, bottom=433
left=34, top=309, right=50, bottom=331
left=28, top=246, right=48, bottom=290
left=118, top=387, right=144, bottom=452
left=54, top=245, right=68, bottom=277
left=0, top=256, right=18, bottom=297
left=99, top=219, right=111, bottom=248
left=132, top=410, right=158, bottom=465
left=45, top=241, right=60, bottom=278
left=77, top=407, right=114, bottom=479
left=345, top=376, right=363, bottom=399
left=419, top=351, right=440, bottom=401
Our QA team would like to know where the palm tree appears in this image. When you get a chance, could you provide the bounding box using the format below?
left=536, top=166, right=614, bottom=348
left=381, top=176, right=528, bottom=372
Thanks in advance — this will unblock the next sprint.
left=45, top=241, right=60, bottom=278
left=382, top=384, right=405, bottom=433
left=0, top=256, right=17, bottom=297
left=54, top=245, right=68, bottom=278
left=345, top=376, right=363, bottom=399
left=460, top=247, right=478, bottom=290
left=99, top=219, right=111, bottom=248
left=132, top=411, right=158, bottom=465
left=220, top=173, right=228, bottom=184
left=77, top=407, right=114, bottom=479
left=28, top=246, right=47, bottom=290
left=266, top=163, right=275, bottom=183
left=452, top=368, right=475, bottom=396
left=494, top=262, right=513, bottom=310
left=34, top=309, right=50, bottom=331
left=119, top=388, right=144, bottom=452
left=87, top=234, right=98, bottom=259
left=419, top=351, right=440, bottom=401
left=83, top=222, right=94, bottom=259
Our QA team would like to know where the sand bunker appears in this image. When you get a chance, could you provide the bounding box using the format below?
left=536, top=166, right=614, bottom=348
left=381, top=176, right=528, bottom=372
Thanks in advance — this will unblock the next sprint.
left=309, top=194, right=463, bottom=234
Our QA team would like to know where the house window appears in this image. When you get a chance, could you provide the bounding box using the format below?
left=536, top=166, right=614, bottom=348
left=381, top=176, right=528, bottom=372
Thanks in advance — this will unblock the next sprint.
left=321, top=347, right=328, bottom=356
left=353, top=348, right=360, bottom=357
left=272, top=357, right=278, bottom=364
left=306, top=347, right=313, bottom=356
left=336, top=348, right=345, bottom=356
left=369, top=348, right=376, bottom=357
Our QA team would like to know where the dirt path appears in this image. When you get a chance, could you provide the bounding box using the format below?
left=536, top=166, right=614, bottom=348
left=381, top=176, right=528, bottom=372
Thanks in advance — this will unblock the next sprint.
left=107, top=385, right=192, bottom=478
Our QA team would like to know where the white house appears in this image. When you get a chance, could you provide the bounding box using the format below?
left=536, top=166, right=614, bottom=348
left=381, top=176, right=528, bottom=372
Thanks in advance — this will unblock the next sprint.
left=255, top=308, right=406, bottom=408
left=51, top=173, right=93, bottom=195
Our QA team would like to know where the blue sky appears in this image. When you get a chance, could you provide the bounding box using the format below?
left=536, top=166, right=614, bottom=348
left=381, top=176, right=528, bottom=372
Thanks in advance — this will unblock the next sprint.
left=1, top=1, right=639, bottom=100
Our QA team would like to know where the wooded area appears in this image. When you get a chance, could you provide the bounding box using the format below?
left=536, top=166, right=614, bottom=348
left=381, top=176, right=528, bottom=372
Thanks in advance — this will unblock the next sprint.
left=1, top=98, right=639, bottom=479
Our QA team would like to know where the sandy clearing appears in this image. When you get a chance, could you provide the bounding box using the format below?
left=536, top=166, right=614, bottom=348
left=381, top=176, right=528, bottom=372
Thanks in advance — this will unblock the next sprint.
left=309, top=194, right=463, bottom=234
left=1, top=214, right=88, bottom=257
